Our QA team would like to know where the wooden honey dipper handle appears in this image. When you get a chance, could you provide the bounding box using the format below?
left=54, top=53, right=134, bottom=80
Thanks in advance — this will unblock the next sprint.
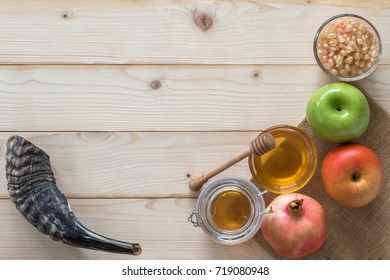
left=188, top=132, right=276, bottom=191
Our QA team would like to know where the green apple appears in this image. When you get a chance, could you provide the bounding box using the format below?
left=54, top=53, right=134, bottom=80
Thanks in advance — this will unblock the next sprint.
left=306, top=83, right=370, bottom=143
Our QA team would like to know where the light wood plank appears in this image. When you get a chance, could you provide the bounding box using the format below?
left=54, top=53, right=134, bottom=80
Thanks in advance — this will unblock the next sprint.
left=259, top=0, right=390, bottom=9
left=1, top=65, right=389, bottom=131
left=0, top=132, right=259, bottom=198
left=0, top=198, right=275, bottom=259
left=0, top=0, right=389, bottom=64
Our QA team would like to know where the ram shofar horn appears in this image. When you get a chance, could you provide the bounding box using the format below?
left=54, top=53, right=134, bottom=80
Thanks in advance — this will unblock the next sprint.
left=5, top=135, right=142, bottom=256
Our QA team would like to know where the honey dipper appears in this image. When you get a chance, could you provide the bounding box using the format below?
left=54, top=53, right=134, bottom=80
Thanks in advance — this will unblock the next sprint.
left=188, top=132, right=276, bottom=191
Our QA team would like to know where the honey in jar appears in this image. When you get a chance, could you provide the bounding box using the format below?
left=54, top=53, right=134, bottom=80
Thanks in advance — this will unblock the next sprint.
left=249, top=125, right=317, bottom=194
left=210, top=190, right=251, bottom=231
left=188, top=177, right=270, bottom=245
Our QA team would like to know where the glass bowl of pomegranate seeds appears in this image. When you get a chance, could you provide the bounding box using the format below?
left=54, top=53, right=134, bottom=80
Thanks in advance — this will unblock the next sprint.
left=314, top=14, right=382, bottom=81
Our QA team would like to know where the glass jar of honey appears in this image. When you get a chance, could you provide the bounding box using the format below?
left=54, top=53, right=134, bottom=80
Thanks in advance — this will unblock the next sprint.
left=249, top=125, right=317, bottom=194
left=188, top=176, right=271, bottom=245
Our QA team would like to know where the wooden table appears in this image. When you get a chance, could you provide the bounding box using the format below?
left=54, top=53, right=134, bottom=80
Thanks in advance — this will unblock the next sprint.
left=0, top=0, right=389, bottom=260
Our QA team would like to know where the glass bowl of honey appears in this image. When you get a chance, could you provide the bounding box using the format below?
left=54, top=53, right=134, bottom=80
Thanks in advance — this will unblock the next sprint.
left=249, top=125, right=317, bottom=194
left=314, top=14, right=382, bottom=81
left=188, top=176, right=271, bottom=245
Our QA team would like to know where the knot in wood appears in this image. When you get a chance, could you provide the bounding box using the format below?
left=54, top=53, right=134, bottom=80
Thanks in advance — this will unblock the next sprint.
left=250, top=132, right=276, bottom=156
left=150, top=80, right=162, bottom=90
left=83, top=132, right=111, bottom=142
left=61, top=11, right=74, bottom=20
left=193, top=8, right=214, bottom=32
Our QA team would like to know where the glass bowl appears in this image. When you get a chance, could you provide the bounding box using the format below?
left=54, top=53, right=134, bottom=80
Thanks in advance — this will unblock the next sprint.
left=313, top=14, right=382, bottom=81
left=249, top=125, right=317, bottom=194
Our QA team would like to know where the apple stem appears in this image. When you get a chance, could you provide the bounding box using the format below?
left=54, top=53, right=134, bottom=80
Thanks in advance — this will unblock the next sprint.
left=351, top=171, right=361, bottom=182
left=289, top=199, right=304, bottom=214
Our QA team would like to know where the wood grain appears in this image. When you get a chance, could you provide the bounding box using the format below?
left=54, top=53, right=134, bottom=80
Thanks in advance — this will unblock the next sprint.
left=1, top=0, right=390, bottom=261
left=258, top=0, right=390, bottom=9
left=0, top=0, right=388, bottom=64
left=1, top=65, right=389, bottom=131
left=0, top=131, right=259, bottom=198
left=0, top=198, right=275, bottom=260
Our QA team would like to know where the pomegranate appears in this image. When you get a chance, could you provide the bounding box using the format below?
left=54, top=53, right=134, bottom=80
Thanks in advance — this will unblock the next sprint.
left=261, top=193, right=326, bottom=259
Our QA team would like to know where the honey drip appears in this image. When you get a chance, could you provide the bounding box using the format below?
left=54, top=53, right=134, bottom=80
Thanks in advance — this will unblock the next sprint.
left=253, top=129, right=310, bottom=187
left=210, top=190, right=252, bottom=231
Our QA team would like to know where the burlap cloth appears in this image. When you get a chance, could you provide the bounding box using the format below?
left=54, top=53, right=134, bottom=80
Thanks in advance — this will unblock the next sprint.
left=256, top=90, right=390, bottom=260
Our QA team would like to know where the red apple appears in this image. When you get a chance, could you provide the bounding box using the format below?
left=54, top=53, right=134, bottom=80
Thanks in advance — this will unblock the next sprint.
left=321, top=143, right=384, bottom=208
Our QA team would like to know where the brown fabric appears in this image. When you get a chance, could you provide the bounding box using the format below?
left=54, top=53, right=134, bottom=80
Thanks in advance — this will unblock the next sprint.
left=256, top=91, right=390, bottom=260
